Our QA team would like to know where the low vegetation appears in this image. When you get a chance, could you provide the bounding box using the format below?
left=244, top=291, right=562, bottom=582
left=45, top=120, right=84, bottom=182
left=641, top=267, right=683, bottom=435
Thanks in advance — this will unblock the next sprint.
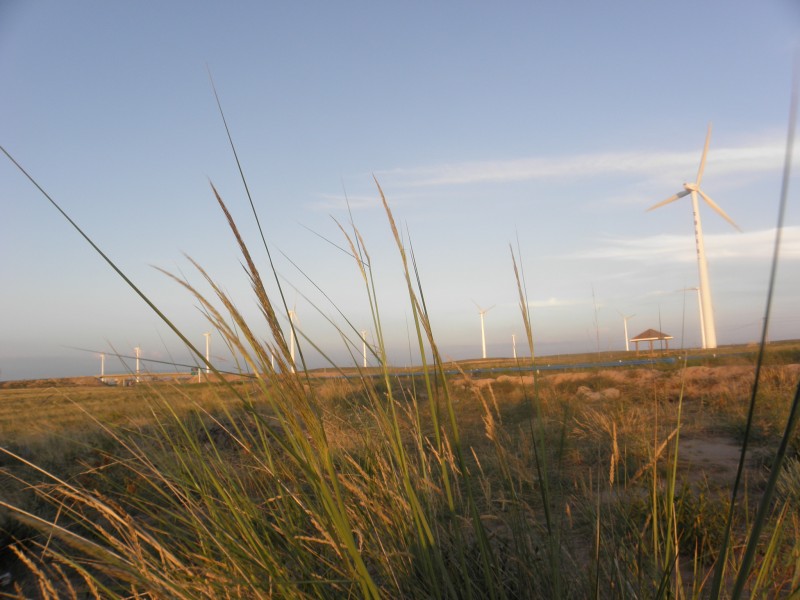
left=2, top=359, right=799, bottom=597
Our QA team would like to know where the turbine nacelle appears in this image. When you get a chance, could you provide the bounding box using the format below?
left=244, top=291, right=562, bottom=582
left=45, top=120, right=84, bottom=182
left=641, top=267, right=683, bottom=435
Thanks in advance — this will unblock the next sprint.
left=647, top=126, right=740, bottom=231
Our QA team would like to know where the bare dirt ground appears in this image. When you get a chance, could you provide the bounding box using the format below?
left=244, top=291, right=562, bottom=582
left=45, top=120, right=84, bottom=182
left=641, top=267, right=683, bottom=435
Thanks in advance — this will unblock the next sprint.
left=679, top=436, right=745, bottom=486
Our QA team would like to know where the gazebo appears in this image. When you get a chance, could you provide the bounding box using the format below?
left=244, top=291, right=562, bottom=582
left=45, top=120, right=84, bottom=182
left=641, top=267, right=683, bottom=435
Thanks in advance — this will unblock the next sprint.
left=630, top=328, right=673, bottom=356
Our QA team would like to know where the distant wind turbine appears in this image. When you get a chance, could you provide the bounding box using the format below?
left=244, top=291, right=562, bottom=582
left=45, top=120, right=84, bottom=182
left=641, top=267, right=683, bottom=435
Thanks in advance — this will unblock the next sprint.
left=203, top=332, right=211, bottom=375
left=134, top=347, right=141, bottom=383
left=473, top=302, right=495, bottom=359
left=618, top=312, right=636, bottom=352
left=361, top=330, right=368, bottom=368
left=648, top=123, right=741, bottom=350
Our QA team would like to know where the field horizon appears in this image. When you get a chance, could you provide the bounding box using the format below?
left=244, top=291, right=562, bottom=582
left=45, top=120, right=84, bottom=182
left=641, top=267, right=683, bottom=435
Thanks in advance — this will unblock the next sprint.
left=3, top=338, right=799, bottom=389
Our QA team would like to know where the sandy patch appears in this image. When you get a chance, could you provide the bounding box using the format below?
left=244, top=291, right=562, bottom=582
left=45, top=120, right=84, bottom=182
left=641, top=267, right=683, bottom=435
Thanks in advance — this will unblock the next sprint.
left=677, top=436, right=748, bottom=487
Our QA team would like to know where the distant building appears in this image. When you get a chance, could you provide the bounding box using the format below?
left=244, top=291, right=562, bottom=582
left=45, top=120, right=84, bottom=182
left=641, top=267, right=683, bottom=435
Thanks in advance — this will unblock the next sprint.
left=630, top=328, right=673, bottom=355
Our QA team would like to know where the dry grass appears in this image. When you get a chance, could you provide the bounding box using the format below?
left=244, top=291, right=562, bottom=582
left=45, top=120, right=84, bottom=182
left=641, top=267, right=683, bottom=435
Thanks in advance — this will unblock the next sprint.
left=2, top=361, right=799, bottom=597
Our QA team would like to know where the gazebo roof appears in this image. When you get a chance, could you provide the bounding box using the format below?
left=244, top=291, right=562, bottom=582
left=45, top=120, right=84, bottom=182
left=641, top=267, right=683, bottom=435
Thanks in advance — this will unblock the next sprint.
left=630, top=328, right=673, bottom=342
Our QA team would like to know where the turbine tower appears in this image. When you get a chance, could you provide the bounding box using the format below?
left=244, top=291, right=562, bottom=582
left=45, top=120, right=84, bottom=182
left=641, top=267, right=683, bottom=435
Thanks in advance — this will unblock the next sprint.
left=618, top=313, right=636, bottom=352
left=361, top=330, right=368, bottom=368
left=473, top=302, right=495, bottom=359
left=203, top=332, right=211, bottom=375
left=647, top=123, right=740, bottom=349
left=679, top=287, right=706, bottom=349
left=134, top=346, right=141, bottom=383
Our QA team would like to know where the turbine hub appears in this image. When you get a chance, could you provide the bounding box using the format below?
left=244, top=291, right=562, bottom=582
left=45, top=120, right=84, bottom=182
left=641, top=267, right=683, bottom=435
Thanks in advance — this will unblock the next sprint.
left=684, top=182, right=698, bottom=192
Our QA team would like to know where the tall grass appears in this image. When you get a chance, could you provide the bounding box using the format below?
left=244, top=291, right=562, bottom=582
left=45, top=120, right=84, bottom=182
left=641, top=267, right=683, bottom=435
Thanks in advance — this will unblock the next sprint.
left=1, top=81, right=799, bottom=598
left=0, top=183, right=576, bottom=597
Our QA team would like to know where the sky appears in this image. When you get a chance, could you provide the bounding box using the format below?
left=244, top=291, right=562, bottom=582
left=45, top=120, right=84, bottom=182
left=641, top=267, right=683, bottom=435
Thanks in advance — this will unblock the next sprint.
left=2, top=1, right=800, bottom=380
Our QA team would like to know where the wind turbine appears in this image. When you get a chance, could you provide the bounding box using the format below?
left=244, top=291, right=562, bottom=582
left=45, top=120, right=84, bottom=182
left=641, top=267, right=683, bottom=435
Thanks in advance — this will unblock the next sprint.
left=361, top=330, right=368, bottom=368
left=134, top=347, right=141, bottom=383
left=473, top=302, right=495, bottom=359
left=203, top=332, right=211, bottom=375
left=648, top=123, right=741, bottom=349
left=618, top=312, right=636, bottom=352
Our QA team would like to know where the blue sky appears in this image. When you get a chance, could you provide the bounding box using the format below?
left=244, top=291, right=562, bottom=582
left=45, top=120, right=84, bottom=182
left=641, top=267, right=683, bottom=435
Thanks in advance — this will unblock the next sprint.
left=2, top=1, right=799, bottom=380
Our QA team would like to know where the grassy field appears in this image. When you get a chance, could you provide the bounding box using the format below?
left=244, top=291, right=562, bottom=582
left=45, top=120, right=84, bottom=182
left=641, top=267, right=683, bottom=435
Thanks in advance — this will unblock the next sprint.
left=1, top=351, right=799, bottom=598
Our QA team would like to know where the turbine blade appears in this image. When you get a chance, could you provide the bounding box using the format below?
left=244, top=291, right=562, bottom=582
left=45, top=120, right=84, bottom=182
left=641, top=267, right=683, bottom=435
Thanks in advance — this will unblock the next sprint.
left=697, top=189, right=742, bottom=232
left=647, top=189, right=690, bottom=211
left=696, top=122, right=712, bottom=186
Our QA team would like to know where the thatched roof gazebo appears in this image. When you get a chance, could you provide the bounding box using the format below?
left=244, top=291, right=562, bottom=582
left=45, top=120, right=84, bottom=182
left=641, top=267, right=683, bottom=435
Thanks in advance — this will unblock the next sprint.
left=630, top=328, right=673, bottom=356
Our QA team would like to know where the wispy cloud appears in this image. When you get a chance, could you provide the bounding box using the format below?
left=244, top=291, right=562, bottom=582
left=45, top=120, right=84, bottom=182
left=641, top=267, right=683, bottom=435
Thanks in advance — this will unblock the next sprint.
left=571, top=227, right=800, bottom=263
left=375, top=140, right=789, bottom=188
left=308, top=193, right=382, bottom=212
left=527, top=296, right=587, bottom=309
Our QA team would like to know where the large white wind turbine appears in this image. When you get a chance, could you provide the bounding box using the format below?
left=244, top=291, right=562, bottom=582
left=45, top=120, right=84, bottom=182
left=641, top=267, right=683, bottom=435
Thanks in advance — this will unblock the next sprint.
left=647, top=123, right=741, bottom=350
left=473, top=302, right=495, bottom=359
